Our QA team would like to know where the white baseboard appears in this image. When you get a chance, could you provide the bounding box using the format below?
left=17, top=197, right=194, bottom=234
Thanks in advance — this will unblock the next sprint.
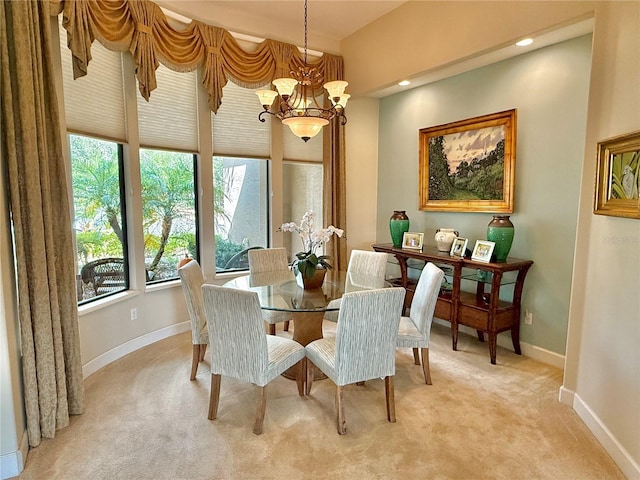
left=1, top=428, right=28, bottom=479
left=570, top=390, right=640, bottom=480
left=558, top=385, right=575, bottom=405
left=433, top=318, right=566, bottom=369
left=82, top=321, right=190, bottom=379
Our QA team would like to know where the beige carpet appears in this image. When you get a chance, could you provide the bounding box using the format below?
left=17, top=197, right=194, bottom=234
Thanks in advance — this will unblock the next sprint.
left=16, top=323, right=624, bottom=480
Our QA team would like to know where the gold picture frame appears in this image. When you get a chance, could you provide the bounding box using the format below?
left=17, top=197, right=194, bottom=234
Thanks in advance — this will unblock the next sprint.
left=593, top=130, right=640, bottom=219
left=419, top=109, right=517, bottom=213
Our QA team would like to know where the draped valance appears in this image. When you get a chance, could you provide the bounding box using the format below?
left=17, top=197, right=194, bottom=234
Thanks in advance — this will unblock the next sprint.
left=49, top=0, right=345, bottom=113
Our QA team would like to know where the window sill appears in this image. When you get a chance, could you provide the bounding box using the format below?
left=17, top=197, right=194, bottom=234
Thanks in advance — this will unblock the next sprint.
left=78, top=290, right=141, bottom=316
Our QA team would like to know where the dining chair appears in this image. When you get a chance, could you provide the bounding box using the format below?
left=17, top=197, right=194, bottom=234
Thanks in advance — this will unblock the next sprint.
left=397, top=262, right=444, bottom=385
left=306, top=287, right=405, bottom=435
left=177, top=260, right=209, bottom=381
left=202, top=284, right=306, bottom=435
left=248, top=247, right=293, bottom=334
left=324, top=249, right=388, bottom=322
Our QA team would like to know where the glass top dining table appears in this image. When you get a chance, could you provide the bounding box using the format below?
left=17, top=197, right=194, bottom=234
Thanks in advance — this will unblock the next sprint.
left=223, top=269, right=385, bottom=346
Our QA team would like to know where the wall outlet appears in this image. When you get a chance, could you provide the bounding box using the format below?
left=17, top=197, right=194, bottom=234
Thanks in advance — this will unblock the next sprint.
left=130, top=308, right=137, bottom=321
left=524, top=309, right=533, bottom=325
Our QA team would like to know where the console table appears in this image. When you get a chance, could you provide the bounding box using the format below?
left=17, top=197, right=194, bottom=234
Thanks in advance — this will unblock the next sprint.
left=372, top=243, right=533, bottom=364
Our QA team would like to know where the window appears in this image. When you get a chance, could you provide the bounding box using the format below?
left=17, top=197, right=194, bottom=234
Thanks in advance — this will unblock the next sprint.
left=213, top=157, right=268, bottom=272
left=140, top=149, right=197, bottom=283
left=70, top=134, right=128, bottom=303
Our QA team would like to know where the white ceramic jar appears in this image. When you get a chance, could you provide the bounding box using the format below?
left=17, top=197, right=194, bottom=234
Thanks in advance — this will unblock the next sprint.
left=435, top=228, right=459, bottom=252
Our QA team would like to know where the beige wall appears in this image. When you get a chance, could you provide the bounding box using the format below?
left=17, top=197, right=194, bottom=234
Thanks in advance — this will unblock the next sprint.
left=342, top=1, right=639, bottom=476
left=342, top=1, right=596, bottom=95
left=562, top=1, right=640, bottom=474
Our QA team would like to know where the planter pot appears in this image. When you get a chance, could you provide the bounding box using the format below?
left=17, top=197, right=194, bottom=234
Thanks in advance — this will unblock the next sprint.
left=389, top=211, right=410, bottom=248
left=486, top=215, right=514, bottom=262
left=435, top=228, right=458, bottom=252
left=296, top=268, right=326, bottom=290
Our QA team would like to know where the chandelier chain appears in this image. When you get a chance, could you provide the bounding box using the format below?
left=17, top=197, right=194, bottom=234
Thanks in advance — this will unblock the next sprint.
left=303, top=0, right=308, bottom=64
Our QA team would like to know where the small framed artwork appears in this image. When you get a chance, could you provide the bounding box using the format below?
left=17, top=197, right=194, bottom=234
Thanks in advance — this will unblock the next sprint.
left=471, top=240, right=495, bottom=263
left=402, top=232, right=424, bottom=250
left=449, top=237, right=468, bottom=257
left=593, top=130, right=640, bottom=219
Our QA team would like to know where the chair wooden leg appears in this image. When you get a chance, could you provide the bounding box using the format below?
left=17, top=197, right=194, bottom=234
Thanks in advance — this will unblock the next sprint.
left=421, top=347, right=432, bottom=385
left=385, top=376, right=396, bottom=423
left=253, top=386, right=267, bottom=435
left=284, top=320, right=290, bottom=331
left=208, top=374, right=221, bottom=420
left=305, top=359, right=314, bottom=396
left=199, top=343, right=207, bottom=362
left=412, top=348, right=421, bottom=365
left=268, top=324, right=276, bottom=335
left=296, top=359, right=306, bottom=396
left=336, top=385, right=346, bottom=435
left=190, top=345, right=200, bottom=381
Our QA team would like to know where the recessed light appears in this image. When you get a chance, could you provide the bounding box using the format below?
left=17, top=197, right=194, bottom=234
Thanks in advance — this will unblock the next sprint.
left=516, top=38, right=534, bottom=47
left=398, top=80, right=410, bottom=86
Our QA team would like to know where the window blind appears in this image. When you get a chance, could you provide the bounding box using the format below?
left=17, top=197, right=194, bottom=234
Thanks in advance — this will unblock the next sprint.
left=59, top=18, right=126, bottom=141
left=137, top=65, right=198, bottom=152
left=212, top=81, right=270, bottom=158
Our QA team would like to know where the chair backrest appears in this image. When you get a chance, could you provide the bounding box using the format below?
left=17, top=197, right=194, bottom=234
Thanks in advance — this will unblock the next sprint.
left=202, top=285, right=268, bottom=385
left=178, top=260, right=207, bottom=344
left=248, top=247, right=289, bottom=274
left=335, top=287, right=405, bottom=385
left=410, top=262, right=445, bottom=335
left=344, top=250, right=388, bottom=293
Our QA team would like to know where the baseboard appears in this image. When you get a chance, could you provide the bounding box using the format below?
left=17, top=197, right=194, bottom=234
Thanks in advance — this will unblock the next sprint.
left=433, top=318, right=566, bottom=369
left=1, top=428, right=28, bottom=479
left=82, top=321, right=190, bottom=379
left=572, top=392, right=640, bottom=479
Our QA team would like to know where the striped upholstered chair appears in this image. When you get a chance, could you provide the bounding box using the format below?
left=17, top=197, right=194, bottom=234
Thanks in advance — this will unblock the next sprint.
left=248, top=247, right=293, bottom=334
left=324, top=250, right=388, bottom=323
left=306, top=287, right=405, bottom=434
left=397, top=262, right=444, bottom=385
left=202, top=285, right=305, bottom=435
left=177, top=260, right=209, bottom=381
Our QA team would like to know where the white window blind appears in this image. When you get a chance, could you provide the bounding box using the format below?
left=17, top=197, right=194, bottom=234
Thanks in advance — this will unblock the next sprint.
left=137, top=65, right=198, bottom=152
left=59, top=17, right=126, bottom=141
left=283, top=125, right=323, bottom=162
left=212, top=81, right=270, bottom=158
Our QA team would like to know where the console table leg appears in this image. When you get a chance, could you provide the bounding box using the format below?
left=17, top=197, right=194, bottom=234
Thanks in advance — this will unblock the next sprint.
left=489, top=333, right=498, bottom=365
left=452, top=321, right=459, bottom=351
left=511, top=326, right=522, bottom=355
left=476, top=330, right=485, bottom=342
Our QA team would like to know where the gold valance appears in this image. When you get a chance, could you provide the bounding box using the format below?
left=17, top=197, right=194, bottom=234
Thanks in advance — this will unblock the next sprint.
left=50, top=0, right=345, bottom=113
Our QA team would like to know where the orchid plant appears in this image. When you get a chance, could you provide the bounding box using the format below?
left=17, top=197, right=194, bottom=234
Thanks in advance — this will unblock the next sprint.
left=280, top=210, right=344, bottom=278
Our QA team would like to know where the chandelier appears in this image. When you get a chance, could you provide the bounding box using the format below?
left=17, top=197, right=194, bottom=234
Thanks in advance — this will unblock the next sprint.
left=255, top=0, right=349, bottom=142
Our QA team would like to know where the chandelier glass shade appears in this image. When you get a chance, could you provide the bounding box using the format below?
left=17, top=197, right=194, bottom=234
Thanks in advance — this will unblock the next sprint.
left=255, top=0, right=349, bottom=142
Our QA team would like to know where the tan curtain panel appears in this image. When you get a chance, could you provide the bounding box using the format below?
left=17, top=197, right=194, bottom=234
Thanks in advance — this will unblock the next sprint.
left=2, top=0, right=85, bottom=447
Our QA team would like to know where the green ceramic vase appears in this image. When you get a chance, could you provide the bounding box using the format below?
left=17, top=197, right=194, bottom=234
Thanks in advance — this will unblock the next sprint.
left=486, top=215, right=514, bottom=262
left=389, top=211, right=410, bottom=247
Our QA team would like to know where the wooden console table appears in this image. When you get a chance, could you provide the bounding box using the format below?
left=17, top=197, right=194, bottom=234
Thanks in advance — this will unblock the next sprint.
left=372, top=243, right=533, bottom=364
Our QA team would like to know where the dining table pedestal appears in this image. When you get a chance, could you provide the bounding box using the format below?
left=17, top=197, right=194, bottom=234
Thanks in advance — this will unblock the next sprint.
left=282, top=310, right=327, bottom=381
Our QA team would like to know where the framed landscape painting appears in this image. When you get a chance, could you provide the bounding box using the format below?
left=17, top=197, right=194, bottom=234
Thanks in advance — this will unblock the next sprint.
left=593, top=130, right=640, bottom=219
left=419, top=109, right=517, bottom=213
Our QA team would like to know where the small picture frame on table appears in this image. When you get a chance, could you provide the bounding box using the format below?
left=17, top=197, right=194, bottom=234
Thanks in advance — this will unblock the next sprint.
left=402, top=232, right=424, bottom=250
left=471, top=240, right=495, bottom=263
left=449, top=237, right=468, bottom=257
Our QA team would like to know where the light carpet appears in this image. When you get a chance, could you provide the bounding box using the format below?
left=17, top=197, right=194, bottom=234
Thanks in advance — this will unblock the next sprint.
left=16, top=323, right=624, bottom=480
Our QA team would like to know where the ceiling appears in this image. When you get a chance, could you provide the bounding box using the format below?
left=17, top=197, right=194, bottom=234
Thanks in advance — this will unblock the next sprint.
left=155, top=0, right=408, bottom=54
